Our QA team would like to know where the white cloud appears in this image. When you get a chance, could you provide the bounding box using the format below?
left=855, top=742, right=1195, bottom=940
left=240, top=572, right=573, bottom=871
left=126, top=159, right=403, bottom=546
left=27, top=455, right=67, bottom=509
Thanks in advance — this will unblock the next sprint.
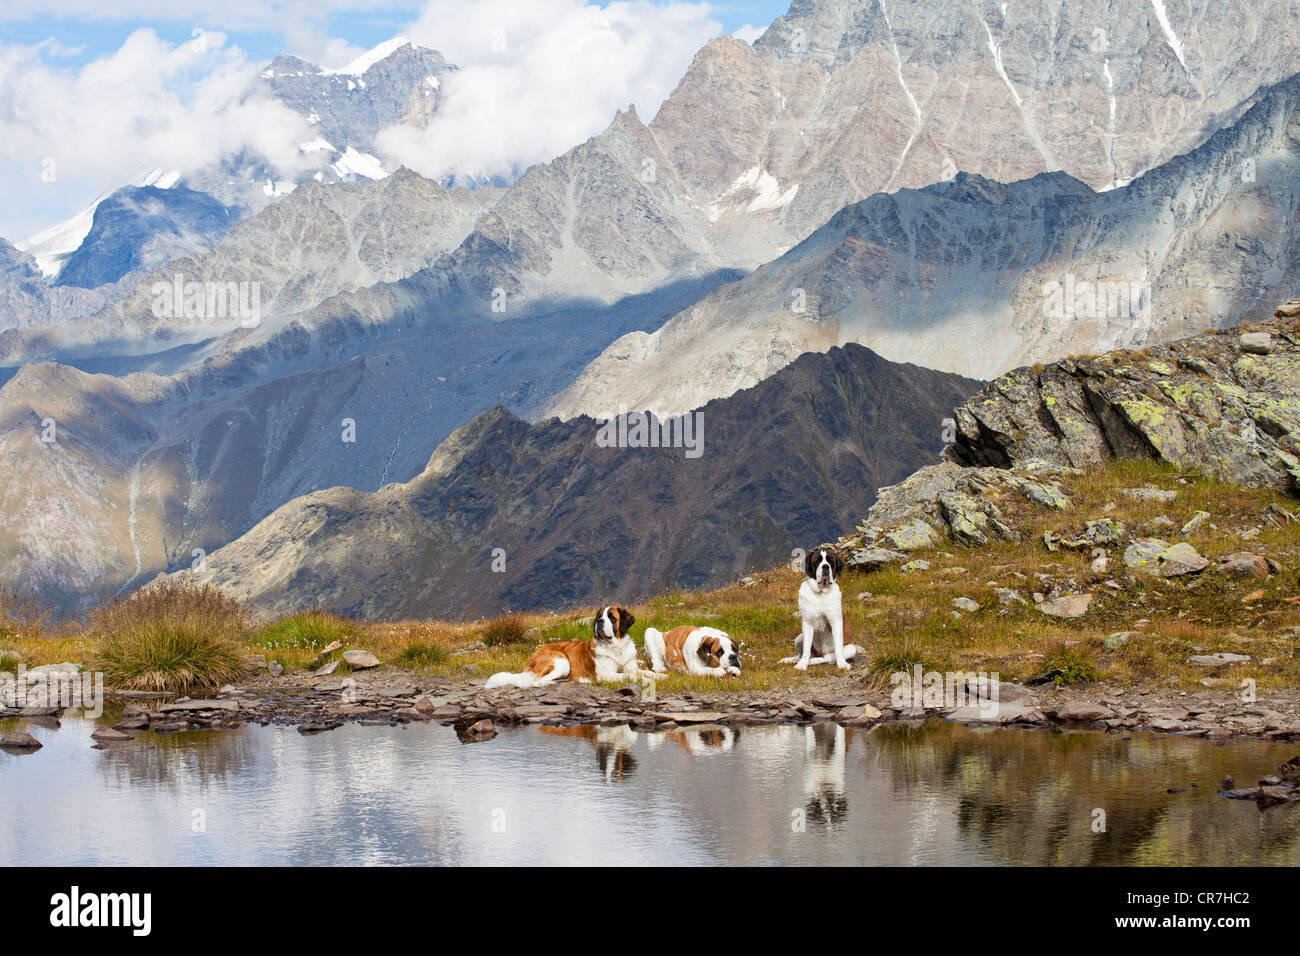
left=732, top=23, right=764, bottom=44
left=0, top=30, right=316, bottom=238
left=0, top=0, right=729, bottom=238
left=378, top=0, right=721, bottom=184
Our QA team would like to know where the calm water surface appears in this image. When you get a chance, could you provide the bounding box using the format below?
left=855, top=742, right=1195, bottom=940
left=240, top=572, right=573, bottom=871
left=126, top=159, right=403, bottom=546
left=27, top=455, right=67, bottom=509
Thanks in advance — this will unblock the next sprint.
left=3, top=714, right=1298, bottom=865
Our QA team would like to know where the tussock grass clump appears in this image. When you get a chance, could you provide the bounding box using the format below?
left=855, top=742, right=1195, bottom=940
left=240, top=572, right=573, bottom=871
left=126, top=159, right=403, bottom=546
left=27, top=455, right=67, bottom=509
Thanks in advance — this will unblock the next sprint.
left=256, top=610, right=357, bottom=652
left=88, top=582, right=250, bottom=692
left=1040, top=645, right=1101, bottom=686
left=482, top=613, right=530, bottom=647
left=393, top=642, right=448, bottom=670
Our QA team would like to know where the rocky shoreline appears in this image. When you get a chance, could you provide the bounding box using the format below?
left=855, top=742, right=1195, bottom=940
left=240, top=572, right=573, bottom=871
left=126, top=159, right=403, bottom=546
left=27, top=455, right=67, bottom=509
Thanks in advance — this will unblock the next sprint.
left=6, top=669, right=1299, bottom=748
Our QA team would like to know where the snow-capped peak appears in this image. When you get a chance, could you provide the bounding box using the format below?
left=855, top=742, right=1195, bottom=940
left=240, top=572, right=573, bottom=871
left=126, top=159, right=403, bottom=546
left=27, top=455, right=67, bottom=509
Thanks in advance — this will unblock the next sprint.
left=324, top=37, right=412, bottom=77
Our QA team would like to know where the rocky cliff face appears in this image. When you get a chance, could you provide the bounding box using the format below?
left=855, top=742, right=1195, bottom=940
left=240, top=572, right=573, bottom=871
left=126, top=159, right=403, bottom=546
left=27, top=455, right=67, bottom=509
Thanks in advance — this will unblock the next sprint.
left=947, top=316, right=1300, bottom=492
left=156, top=345, right=978, bottom=619
left=841, top=308, right=1300, bottom=561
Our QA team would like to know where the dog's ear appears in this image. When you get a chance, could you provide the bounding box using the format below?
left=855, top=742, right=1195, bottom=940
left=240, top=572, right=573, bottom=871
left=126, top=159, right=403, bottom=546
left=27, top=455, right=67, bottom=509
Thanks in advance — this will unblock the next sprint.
left=698, top=636, right=723, bottom=663
left=830, top=549, right=844, bottom=578
left=803, top=549, right=818, bottom=578
left=616, top=606, right=634, bottom=635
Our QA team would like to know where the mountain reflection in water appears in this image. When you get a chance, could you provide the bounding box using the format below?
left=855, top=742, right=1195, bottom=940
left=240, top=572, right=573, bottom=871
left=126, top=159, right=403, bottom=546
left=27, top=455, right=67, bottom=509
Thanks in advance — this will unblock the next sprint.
left=2, top=716, right=1297, bottom=866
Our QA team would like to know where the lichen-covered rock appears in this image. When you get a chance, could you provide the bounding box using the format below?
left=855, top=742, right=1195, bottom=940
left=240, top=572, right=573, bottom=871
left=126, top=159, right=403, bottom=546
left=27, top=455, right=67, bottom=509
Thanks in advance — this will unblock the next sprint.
left=883, top=519, right=939, bottom=551
left=847, top=546, right=906, bottom=572
left=946, top=317, right=1300, bottom=496
left=1123, top=538, right=1208, bottom=576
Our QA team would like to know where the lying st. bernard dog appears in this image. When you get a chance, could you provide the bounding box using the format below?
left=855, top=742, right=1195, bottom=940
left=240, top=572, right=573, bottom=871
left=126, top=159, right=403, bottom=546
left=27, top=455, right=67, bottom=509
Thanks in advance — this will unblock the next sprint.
left=644, top=625, right=742, bottom=677
left=780, top=547, right=856, bottom=671
left=485, top=605, right=646, bottom=689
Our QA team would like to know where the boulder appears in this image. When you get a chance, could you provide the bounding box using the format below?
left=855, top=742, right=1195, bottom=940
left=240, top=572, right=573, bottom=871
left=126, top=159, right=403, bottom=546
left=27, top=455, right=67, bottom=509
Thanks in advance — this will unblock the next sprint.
left=996, top=588, right=1027, bottom=606
left=1216, top=553, right=1271, bottom=580
left=1123, top=539, right=1207, bottom=576
left=900, top=559, right=930, bottom=572
left=0, top=732, right=42, bottom=751
left=1240, top=332, right=1273, bottom=355
left=342, top=650, right=380, bottom=670
left=952, top=597, right=980, bottom=613
left=1105, top=631, right=1140, bottom=649
left=1038, top=593, right=1092, bottom=618
left=1180, top=511, right=1210, bottom=537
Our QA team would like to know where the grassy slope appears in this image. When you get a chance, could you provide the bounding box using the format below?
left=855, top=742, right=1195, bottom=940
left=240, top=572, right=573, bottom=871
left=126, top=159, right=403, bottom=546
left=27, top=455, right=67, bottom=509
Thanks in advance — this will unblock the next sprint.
left=6, top=459, right=1300, bottom=697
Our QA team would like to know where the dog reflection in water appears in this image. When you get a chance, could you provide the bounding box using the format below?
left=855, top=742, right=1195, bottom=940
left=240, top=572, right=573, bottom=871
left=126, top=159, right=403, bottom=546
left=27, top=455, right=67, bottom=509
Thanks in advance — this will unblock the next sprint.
left=539, top=723, right=739, bottom=782
left=803, top=723, right=851, bottom=827
left=645, top=724, right=739, bottom=756
left=538, top=725, right=639, bottom=783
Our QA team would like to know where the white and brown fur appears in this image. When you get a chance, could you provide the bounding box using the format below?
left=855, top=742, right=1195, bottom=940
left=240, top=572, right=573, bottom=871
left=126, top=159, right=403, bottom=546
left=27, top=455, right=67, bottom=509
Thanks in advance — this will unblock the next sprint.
left=485, top=605, right=647, bottom=689
left=780, top=547, right=856, bottom=670
left=643, top=625, right=741, bottom=677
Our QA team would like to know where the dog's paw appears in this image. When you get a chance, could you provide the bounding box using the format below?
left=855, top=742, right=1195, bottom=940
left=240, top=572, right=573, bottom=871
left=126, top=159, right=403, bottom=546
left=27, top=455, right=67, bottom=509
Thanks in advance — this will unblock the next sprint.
left=836, top=661, right=851, bottom=671
left=778, top=656, right=798, bottom=665
left=726, top=667, right=741, bottom=677
left=794, top=661, right=809, bottom=672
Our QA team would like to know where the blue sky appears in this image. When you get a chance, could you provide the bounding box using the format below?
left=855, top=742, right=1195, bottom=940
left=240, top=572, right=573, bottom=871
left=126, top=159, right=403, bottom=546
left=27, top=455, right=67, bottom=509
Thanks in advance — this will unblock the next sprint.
left=0, top=1, right=793, bottom=242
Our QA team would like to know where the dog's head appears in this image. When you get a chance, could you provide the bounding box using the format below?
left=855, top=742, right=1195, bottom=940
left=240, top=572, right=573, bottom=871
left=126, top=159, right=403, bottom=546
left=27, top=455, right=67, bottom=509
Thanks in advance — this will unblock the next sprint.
left=593, top=605, right=635, bottom=642
left=697, top=630, right=742, bottom=676
left=804, top=547, right=844, bottom=588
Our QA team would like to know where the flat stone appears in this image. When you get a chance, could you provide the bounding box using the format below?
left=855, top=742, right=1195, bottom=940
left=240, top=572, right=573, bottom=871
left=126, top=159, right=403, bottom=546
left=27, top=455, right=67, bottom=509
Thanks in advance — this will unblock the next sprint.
left=948, top=702, right=1045, bottom=724
left=1187, top=652, right=1252, bottom=666
left=313, top=660, right=341, bottom=677
left=159, top=699, right=239, bottom=712
left=1055, top=700, right=1114, bottom=721
left=1121, top=487, right=1178, bottom=503
left=1123, top=538, right=1207, bottom=576
left=342, top=650, right=380, bottom=670
left=90, top=727, right=135, bottom=743
left=1037, top=593, right=1092, bottom=618
left=901, top=559, right=930, bottom=573
left=952, top=597, right=980, bottom=612
left=0, top=731, right=41, bottom=751
left=647, top=711, right=729, bottom=723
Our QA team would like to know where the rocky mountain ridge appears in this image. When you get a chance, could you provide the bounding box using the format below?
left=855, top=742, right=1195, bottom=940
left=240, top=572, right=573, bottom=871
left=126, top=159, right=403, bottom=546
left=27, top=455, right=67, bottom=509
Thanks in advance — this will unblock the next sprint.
left=155, top=345, right=978, bottom=619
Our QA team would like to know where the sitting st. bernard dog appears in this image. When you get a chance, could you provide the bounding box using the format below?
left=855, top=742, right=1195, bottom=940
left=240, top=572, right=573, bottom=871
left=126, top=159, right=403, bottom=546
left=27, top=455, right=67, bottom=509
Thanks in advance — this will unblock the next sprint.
left=485, top=605, right=646, bottom=688
left=644, top=625, right=741, bottom=677
left=780, top=547, right=856, bottom=671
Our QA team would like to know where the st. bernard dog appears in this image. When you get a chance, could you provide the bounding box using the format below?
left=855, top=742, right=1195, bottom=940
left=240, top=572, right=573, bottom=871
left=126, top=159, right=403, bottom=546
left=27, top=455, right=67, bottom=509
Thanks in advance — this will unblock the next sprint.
left=780, top=547, right=856, bottom=671
left=485, top=605, right=646, bottom=689
left=644, top=625, right=742, bottom=677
